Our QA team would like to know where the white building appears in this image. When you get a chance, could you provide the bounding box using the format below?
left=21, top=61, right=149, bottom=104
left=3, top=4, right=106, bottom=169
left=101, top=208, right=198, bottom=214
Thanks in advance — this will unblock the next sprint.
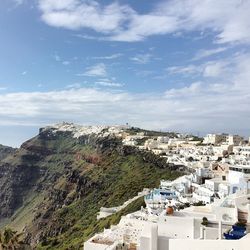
left=157, top=137, right=170, bottom=143
left=228, top=165, right=250, bottom=193
left=145, top=139, right=159, bottom=150
left=203, top=134, right=228, bottom=145
left=234, top=146, right=250, bottom=157
left=226, top=135, right=244, bottom=146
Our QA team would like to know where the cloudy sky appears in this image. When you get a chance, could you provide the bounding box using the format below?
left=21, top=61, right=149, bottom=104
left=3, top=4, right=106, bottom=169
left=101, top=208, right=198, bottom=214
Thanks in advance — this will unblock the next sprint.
left=1, top=0, right=250, bottom=146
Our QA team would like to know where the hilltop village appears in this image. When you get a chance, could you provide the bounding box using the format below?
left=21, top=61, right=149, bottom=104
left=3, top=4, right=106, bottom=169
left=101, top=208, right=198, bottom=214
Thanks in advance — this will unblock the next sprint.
left=53, top=123, right=250, bottom=250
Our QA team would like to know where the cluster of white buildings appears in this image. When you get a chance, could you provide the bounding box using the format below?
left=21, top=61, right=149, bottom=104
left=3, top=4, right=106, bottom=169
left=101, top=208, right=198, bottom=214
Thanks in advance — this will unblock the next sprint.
left=84, top=170, right=250, bottom=250
left=85, top=190, right=250, bottom=250
left=122, top=132, right=250, bottom=177
left=84, top=132, right=250, bottom=250
left=203, top=134, right=245, bottom=146
left=41, top=122, right=131, bottom=139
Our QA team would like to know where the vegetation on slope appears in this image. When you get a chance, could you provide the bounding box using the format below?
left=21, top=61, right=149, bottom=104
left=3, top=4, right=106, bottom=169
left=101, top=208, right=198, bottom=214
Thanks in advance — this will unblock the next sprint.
left=0, top=227, right=30, bottom=249
left=126, top=126, right=178, bottom=137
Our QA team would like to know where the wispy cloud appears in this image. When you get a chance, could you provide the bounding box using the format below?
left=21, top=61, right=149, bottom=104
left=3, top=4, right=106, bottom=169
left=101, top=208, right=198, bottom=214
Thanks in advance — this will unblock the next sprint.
left=166, top=59, right=231, bottom=78
left=62, top=61, right=70, bottom=65
left=166, top=65, right=200, bottom=76
left=95, top=78, right=124, bottom=87
left=192, top=47, right=228, bottom=61
left=65, top=83, right=81, bottom=89
left=38, top=0, right=250, bottom=44
left=78, top=63, right=107, bottom=77
left=73, top=34, right=101, bottom=41
left=92, top=53, right=123, bottom=60
left=54, top=54, right=61, bottom=62
left=53, top=53, right=71, bottom=66
left=21, top=71, right=27, bottom=75
left=130, top=53, right=152, bottom=64
left=203, top=61, right=228, bottom=78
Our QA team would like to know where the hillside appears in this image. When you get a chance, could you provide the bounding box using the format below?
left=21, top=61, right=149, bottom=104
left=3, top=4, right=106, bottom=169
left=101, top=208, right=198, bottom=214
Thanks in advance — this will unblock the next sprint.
left=0, top=123, right=187, bottom=249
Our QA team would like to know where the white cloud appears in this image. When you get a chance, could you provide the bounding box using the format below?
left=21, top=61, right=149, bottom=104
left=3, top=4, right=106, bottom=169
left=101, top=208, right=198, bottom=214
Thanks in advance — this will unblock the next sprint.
left=92, top=53, right=123, bottom=60
left=95, top=79, right=124, bottom=87
left=53, top=53, right=71, bottom=65
left=62, top=61, right=70, bottom=65
left=192, top=47, right=228, bottom=61
left=166, top=65, right=201, bottom=75
left=110, top=13, right=179, bottom=42
left=96, top=82, right=123, bottom=87
left=21, top=71, right=27, bottom=75
left=166, top=59, right=232, bottom=78
left=165, top=82, right=203, bottom=98
left=39, top=0, right=134, bottom=32
left=54, top=54, right=61, bottom=62
left=158, top=0, right=250, bottom=44
left=130, top=53, right=152, bottom=64
left=73, top=33, right=100, bottom=40
left=203, top=61, right=227, bottom=78
left=65, top=83, right=81, bottom=89
left=79, top=63, right=107, bottom=77
left=38, top=0, right=250, bottom=44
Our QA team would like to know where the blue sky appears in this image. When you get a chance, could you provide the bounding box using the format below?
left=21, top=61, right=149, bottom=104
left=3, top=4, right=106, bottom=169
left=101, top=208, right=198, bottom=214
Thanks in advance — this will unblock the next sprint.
left=0, top=0, right=250, bottom=146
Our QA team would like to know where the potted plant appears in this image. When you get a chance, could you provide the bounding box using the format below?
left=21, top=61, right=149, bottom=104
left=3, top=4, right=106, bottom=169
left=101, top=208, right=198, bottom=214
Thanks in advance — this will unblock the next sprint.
left=201, top=217, right=208, bottom=226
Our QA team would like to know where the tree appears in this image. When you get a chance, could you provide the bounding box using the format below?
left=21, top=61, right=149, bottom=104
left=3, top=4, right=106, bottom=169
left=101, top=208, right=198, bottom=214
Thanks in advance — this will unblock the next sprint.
left=0, top=228, right=29, bottom=250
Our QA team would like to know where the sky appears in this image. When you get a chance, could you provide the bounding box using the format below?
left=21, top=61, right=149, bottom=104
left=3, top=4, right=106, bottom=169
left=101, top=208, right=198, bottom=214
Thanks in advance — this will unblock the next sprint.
left=0, top=0, right=250, bottom=147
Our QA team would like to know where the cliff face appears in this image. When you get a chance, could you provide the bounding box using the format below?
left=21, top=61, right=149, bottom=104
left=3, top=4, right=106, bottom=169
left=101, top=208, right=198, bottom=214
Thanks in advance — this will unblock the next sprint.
left=0, top=125, right=187, bottom=249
